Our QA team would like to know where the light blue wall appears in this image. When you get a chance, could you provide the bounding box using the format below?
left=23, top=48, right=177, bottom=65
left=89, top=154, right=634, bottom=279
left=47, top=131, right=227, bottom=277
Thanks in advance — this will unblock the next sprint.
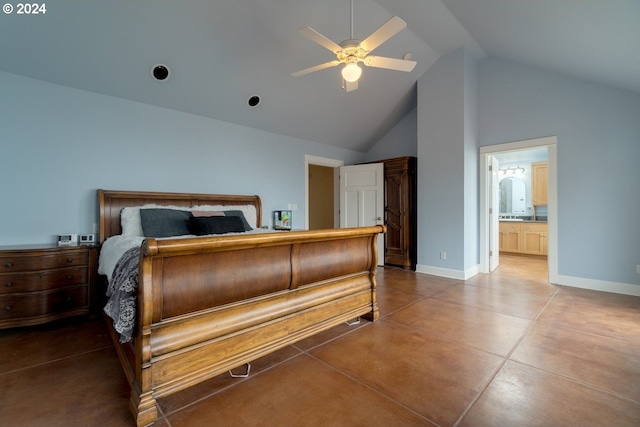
left=415, top=48, right=478, bottom=276
left=4, top=53, right=639, bottom=289
left=394, top=49, right=639, bottom=288
left=478, top=58, right=640, bottom=286
left=417, top=49, right=468, bottom=273
left=0, top=72, right=365, bottom=245
left=463, top=51, right=479, bottom=272
left=365, top=107, right=417, bottom=162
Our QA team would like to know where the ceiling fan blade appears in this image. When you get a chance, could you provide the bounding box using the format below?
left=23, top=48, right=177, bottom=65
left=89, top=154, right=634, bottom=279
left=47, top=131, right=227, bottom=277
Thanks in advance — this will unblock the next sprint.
left=298, top=27, right=343, bottom=54
left=359, top=16, right=407, bottom=53
left=342, top=79, right=358, bottom=92
left=364, top=55, right=417, bottom=72
left=292, top=60, right=341, bottom=77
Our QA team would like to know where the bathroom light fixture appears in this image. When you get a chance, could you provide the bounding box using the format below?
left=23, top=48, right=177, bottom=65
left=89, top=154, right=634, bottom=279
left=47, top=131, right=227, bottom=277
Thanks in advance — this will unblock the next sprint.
left=498, top=166, right=525, bottom=175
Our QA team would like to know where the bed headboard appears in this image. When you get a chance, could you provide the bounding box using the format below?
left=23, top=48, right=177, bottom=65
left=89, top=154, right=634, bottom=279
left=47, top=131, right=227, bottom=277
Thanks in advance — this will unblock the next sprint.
left=97, top=189, right=262, bottom=243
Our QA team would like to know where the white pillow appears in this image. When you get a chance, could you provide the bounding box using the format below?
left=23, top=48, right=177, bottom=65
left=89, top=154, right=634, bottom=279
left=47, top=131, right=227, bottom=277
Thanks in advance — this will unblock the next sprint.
left=120, top=206, right=143, bottom=236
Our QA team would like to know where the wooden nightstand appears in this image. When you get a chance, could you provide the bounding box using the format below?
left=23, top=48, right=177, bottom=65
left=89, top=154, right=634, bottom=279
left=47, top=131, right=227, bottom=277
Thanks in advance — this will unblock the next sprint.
left=0, top=244, right=98, bottom=329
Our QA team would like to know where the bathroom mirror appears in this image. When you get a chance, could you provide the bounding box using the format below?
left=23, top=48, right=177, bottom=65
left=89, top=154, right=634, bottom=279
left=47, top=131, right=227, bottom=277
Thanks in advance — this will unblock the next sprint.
left=499, top=177, right=526, bottom=214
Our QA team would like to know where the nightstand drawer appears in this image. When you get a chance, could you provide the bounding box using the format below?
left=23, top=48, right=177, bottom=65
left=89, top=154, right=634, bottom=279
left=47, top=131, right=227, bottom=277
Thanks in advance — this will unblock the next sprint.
left=0, top=244, right=98, bottom=329
left=0, top=250, right=88, bottom=272
left=0, top=286, right=89, bottom=322
left=0, top=267, right=88, bottom=294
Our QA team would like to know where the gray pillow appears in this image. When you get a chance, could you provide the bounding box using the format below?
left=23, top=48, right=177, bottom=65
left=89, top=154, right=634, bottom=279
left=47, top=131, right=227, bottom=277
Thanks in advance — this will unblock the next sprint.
left=140, top=208, right=193, bottom=237
left=188, top=216, right=245, bottom=235
left=223, top=210, right=253, bottom=231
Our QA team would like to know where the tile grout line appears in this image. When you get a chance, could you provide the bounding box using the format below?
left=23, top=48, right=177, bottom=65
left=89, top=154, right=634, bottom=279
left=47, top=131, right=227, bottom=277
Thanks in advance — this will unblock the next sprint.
left=377, top=296, right=431, bottom=320
left=264, top=316, right=438, bottom=425
left=305, top=351, right=440, bottom=427
left=503, top=358, right=640, bottom=406
left=0, top=343, right=113, bottom=377
left=155, top=402, right=172, bottom=427
left=291, top=320, right=375, bottom=353
left=452, top=284, right=561, bottom=426
left=381, top=315, right=516, bottom=360
left=429, top=282, right=556, bottom=322
left=157, top=321, right=380, bottom=419
left=160, top=351, right=305, bottom=418
left=502, top=286, right=640, bottom=406
left=535, top=315, right=640, bottom=345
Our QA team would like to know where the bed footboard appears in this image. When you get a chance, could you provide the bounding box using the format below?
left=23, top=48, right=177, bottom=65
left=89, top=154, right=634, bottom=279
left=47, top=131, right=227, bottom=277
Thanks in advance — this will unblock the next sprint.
left=117, top=226, right=384, bottom=427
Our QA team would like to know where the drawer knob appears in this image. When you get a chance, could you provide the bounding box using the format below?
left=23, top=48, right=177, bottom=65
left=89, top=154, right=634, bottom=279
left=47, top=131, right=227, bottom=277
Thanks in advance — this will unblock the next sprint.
left=4, top=282, right=13, bottom=288
left=4, top=306, right=12, bottom=312
left=66, top=258, right=74, bottom=263
left=67, top=275, right=73, bottom=280
left=4, top=262, right=13, bottom=268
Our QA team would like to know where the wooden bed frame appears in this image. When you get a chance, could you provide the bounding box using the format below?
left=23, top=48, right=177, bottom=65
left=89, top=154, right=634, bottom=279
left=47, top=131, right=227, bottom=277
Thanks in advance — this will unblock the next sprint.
left=97, top=189, right=384, bottom=427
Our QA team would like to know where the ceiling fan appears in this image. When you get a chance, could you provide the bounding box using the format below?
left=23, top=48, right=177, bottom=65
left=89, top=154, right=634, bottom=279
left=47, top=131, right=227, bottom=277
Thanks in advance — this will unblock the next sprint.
left=292, top=0, right=417, bottom=92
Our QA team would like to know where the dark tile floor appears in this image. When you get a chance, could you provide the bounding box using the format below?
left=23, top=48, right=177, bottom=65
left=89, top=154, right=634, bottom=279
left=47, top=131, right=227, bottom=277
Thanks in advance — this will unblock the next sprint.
left=2, top=254, right=640, bottom=426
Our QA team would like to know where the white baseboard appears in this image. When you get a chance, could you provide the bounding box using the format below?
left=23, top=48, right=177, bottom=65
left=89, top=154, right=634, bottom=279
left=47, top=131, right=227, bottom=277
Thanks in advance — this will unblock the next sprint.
left=556, top=275, right=640, bottom=297
left=416, top=264, right=640, bottom=297
left=464, top=265, right=479, bottom=280
left=414, top=266, right=640, bottom=298
left=416, top=264, right=479, bottom=281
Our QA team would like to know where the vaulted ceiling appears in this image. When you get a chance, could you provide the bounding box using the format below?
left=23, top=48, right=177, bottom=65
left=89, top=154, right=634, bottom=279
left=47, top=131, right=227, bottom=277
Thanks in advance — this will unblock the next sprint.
left=1, top=0, right=638, bottom=152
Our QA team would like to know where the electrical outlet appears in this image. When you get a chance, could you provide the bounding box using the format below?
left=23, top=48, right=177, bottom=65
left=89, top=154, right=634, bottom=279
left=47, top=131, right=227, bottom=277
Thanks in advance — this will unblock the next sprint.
left=440, top=251, right=446, bottom=260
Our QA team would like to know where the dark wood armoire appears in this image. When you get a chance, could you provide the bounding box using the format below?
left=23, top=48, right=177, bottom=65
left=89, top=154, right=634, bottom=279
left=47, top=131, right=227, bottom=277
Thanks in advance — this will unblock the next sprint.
left=381, top=156, right=417, bottom=270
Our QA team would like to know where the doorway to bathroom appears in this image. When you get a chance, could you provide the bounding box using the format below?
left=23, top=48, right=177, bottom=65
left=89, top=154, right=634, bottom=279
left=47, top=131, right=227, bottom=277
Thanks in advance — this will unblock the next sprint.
left=479, top=136, right=558, bottom=284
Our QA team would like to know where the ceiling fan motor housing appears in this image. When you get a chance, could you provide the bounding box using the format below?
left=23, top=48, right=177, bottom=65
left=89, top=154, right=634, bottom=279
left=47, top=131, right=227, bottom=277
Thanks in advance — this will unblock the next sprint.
left=338, top=40, right=366, bottom=64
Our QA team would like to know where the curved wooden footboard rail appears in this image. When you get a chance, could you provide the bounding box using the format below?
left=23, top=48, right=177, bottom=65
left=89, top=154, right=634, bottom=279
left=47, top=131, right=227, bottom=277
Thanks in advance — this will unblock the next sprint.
left=114, top=226, right=385, bottom=427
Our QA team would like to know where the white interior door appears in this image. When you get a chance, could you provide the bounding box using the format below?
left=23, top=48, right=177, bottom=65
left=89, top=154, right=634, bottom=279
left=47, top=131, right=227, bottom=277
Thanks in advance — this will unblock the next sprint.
left=489, top=156, right=500, bottom=271
left=339, top=163, right=384, bottom=266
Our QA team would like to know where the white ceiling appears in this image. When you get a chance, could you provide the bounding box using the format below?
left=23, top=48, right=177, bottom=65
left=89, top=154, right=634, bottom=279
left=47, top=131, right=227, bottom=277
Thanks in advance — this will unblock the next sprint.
left=1, top=0, right=638, bottom=152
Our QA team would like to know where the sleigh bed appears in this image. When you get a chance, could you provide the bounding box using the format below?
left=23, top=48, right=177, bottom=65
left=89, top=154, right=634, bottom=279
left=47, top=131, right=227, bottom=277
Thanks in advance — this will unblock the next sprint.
left=97, top=189, right=384, bottom=427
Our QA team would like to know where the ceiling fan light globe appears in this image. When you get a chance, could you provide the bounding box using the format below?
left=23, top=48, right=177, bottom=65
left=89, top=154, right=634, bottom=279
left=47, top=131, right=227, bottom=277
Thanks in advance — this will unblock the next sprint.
left=342, top=63, right=362, bottom=82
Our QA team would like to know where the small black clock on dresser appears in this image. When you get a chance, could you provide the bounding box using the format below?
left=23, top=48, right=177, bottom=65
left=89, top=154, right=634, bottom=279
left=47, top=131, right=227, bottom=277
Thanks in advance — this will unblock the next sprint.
left=0, top=244, right=98, bottom=329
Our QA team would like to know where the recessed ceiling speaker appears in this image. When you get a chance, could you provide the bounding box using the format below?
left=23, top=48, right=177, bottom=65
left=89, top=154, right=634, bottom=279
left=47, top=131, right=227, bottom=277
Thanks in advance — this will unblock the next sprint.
left=247, top=95, right=261, bottom=107
left=151, top=65, right=170, bottom=81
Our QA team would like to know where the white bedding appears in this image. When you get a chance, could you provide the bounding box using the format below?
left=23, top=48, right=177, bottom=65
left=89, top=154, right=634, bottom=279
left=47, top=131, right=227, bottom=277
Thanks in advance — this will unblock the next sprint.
left=98, top=235, right=145, bottom=282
